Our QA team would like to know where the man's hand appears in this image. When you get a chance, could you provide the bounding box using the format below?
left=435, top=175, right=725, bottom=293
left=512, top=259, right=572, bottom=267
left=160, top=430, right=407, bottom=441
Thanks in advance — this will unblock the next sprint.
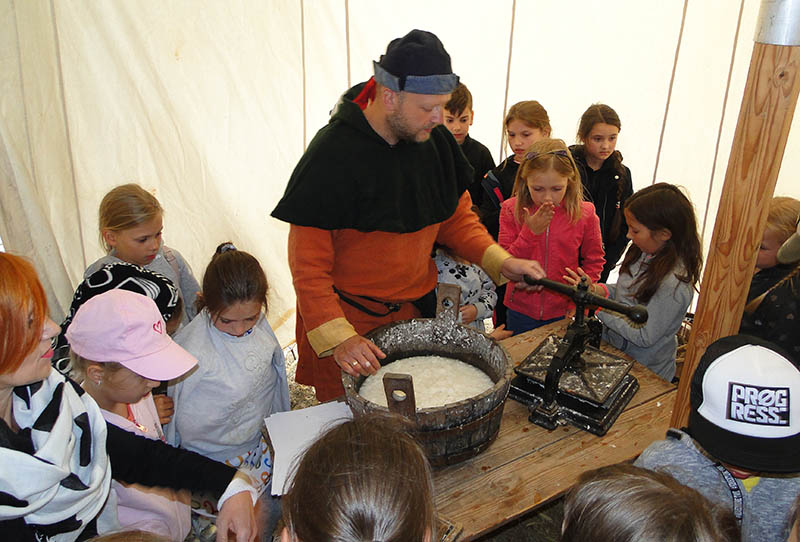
left=333, top=335, right=386, bottom=377
left=501, top=257, right=545, bottom=291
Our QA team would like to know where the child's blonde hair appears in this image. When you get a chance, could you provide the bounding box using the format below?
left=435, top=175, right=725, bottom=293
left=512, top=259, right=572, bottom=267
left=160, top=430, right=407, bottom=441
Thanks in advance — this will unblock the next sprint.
left=69, top=350, right=124, bottom=384
left=99, top=183, right=163, bottom=252
left=766, top=196, right=800, bottom=244
left=512, top=138, right=583, bottom=224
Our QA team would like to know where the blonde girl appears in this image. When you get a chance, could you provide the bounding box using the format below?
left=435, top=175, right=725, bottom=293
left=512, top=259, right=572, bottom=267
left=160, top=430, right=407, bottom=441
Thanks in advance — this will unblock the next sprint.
left=570, top=104, right=634, bottom=282
left=498, top=138, right=604, bottom=334
left=565, top=183, right=703, bottom=381
left=85, top=183, right=200, bottom=326
left=740, top=196, right=800, bottom=360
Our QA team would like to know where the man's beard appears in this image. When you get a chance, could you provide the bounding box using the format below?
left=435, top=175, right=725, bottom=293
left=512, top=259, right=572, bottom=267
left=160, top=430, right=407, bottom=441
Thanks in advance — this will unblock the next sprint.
left=386, top=110, right=430, bottom=143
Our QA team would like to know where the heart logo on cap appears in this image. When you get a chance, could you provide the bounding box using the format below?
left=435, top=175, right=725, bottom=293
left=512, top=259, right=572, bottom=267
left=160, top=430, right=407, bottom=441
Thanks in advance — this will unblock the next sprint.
left=152, top=320, right=164, bottom=334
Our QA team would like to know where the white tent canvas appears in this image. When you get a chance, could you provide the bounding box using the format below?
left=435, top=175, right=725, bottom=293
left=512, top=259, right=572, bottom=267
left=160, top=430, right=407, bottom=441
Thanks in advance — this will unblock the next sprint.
left=2, top=0, right=798, bottom=345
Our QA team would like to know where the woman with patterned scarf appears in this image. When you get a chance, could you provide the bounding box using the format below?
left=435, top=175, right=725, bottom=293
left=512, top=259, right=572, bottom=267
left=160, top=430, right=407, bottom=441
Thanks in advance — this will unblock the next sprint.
left=0, top=252, right=256, bottom=542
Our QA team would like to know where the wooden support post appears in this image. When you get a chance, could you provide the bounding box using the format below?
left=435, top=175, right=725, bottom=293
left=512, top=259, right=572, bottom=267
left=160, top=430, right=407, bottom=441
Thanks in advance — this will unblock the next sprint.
left=670, top=41, right=800, bottom=428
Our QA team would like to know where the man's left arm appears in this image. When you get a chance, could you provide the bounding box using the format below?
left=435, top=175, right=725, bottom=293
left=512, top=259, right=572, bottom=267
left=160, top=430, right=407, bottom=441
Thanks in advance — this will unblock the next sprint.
left=436, top=193, right=544, bottom=286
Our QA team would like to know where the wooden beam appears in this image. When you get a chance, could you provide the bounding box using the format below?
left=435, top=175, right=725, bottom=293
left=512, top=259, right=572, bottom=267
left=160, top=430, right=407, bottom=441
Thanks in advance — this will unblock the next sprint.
left=671, top=41, right=800, bottom=427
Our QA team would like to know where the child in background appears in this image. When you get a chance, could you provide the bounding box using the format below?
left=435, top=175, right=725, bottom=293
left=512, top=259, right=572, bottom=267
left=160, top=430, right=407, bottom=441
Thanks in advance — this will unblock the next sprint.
left=562, top=464, right=739, bottom=542
left=740, top=197, right=800, bottom=364
left=281, top=415, right=435, bottom=542
left=498, top=139, right=604, bottom=335
left=570, top=104, right=634, bottom=282
left=634, top=334, right=800, bottom=542
left=434, top=246, right=512, bottom=339
left=66, top=289, right=198, bottom=542
left=479, top=100, right=551, bottom=240
left=565, top=183, right=702, bottom=381
left=443, top=83, right=495, bottom=208
left=167, top=242, right=290, bottom=539
left=480, top=101, right=551, bottom=329
left=85, top=183, right=200, bottom=327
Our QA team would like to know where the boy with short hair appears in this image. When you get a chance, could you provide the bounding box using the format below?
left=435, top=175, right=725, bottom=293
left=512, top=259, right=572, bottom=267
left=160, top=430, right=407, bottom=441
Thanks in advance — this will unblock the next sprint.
left=443, top=83, right=495, bottom=208
left=634, top=334, right=800, bottom=542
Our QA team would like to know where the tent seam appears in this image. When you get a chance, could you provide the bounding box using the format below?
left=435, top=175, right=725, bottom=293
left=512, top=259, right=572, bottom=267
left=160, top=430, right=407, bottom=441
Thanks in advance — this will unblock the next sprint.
left=499, top=0, right=516, bottom=162
left=700, top=0, right=746, bottom=241
left=652, top=0, right=689, bottom=185
left=49, top=0, right=88, bottom=268
left=301, top=0, right=308, bottom=151
left=345, top=0, right=351, bottom=89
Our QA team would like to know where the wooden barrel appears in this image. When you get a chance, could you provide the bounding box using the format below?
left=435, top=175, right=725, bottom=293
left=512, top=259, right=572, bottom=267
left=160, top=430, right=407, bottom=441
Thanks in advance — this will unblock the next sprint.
left=343, top=316, right=513, bottom=467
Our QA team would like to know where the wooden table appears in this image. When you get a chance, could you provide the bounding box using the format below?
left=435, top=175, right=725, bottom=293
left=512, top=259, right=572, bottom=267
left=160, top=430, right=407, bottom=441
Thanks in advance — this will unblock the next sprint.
left=433, top=320, right=677, bottom=540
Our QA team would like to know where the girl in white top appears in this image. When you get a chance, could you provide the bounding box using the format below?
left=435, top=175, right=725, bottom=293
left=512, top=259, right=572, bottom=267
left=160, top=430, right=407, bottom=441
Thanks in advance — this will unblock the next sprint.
left=167, top=242, right=291, bottom=539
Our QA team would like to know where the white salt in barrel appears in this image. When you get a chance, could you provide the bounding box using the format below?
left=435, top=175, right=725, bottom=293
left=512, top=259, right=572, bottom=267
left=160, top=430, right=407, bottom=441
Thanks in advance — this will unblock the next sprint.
left=359, top=355, right=493, bottom=408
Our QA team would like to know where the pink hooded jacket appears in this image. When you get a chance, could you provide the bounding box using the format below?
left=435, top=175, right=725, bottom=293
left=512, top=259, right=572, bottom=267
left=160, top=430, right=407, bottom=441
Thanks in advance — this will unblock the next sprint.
left=499, top=198, right=605, bottom=320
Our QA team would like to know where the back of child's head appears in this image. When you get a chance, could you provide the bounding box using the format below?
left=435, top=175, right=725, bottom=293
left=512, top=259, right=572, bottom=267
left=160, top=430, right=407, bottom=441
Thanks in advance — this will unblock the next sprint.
left=576, top=103, right=621, bottom=142
left=513, top=138, right=583, bottom=223
left=98, top=183, right=163, bottom=252
left=766, top=197, right=800, bottom=244
left=562, top=464, right=739, bottom=542
left=445, top=82, right=472, bottom=115
left=688, top=334, right=800, bottom=474
left=621, top=183, right=702, bottom=303
left=198, top=242, right=268, bottom=317
left=282, top=414, right=436, bottom=542
left=505, top=100, right=551, bottom=133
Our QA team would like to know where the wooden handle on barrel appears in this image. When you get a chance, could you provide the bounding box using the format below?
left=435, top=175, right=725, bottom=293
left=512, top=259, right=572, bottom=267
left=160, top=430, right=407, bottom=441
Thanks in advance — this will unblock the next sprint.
left=383, top=373, right=417, bottom=420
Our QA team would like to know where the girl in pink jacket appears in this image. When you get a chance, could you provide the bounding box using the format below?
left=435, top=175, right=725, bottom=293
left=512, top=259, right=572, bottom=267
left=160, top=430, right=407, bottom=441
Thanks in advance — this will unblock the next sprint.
left=498, top=138, right=605, bottom=334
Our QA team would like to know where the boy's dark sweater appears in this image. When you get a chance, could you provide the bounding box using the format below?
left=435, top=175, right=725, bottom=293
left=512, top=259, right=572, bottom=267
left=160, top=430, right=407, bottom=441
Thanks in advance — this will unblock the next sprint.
left=478, top=157, right=519, bottom=240
left=460, top=134, right=495, bottom=207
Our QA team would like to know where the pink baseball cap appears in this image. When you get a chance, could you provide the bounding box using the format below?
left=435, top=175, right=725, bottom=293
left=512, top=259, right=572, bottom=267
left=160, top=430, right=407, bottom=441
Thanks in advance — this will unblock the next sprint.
left=66, top=289, right=197, bottom=381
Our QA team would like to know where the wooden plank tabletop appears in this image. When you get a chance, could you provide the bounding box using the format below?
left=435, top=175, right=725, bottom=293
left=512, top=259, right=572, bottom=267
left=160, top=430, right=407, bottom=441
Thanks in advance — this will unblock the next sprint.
left=433, top=320, right=677, bottom=540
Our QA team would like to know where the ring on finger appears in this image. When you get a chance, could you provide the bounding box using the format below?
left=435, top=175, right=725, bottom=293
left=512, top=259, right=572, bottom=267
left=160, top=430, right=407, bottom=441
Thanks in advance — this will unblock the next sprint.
left=351, top=361, right=359, bottom=367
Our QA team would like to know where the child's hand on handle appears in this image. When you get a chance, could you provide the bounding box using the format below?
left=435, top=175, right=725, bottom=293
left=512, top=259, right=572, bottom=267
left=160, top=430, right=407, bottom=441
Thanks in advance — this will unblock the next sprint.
left=334, top=335, right=386, bottom=377
left=459, top=304, right=478, bottom=325
left=523, top=202, right=555, bottom=234
left=501, top=257, right=545, bottom=292
left=563, top=267, right=604, bottom=297
left=216, top=490, right=256, bottom=542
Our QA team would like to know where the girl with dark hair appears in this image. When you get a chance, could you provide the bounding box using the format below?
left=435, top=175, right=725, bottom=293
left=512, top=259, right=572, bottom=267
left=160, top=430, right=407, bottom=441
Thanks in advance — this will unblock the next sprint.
left=167, top=243, right=290, bottom=540
left=281, top=415, right=436, bottom=542
left=570, top=104, right=634, bottom=282
left=565, top=183, right=702, bottom=381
